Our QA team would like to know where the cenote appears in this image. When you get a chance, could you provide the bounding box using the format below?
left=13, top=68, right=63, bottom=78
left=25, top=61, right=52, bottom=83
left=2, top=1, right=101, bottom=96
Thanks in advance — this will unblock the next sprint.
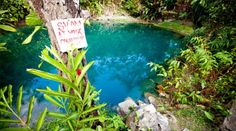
left=0, top=22, right=182, bottom=106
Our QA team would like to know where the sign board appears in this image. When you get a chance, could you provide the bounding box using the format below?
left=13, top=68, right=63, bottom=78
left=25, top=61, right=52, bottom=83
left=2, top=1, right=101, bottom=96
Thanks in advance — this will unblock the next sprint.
left=51, top=18, right=88, bottom=52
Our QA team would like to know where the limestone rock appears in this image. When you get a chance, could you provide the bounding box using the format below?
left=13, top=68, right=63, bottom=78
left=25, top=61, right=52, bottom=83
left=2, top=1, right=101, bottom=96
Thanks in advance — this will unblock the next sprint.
left=221, top=100, right=236, bottom=131
left=117, top=97, right=138, bottom=116
left=81, top=10, right=91, bottom=19
left=126, top=104, right=170, bottom=131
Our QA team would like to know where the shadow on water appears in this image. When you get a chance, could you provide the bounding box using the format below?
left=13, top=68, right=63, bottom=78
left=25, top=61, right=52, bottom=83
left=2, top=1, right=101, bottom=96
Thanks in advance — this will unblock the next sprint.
left=0, top=23, right=182, bottom=107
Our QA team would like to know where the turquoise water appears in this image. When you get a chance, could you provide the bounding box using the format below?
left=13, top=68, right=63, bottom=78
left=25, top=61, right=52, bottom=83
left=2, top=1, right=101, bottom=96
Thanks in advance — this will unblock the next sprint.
left=0, top=23, right=182, bottom=106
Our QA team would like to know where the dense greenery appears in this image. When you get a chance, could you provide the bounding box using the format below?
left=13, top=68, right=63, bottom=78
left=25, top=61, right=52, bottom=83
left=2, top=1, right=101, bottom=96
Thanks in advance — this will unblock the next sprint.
left=149, top=0, right=236, bottom=123
left=0, top=0, right=29, bottom=25
left=0, top=47, right=126, bottom=130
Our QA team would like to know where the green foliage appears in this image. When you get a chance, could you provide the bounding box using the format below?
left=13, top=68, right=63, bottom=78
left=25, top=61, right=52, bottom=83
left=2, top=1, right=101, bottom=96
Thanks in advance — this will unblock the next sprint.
left=22, top=26, right=41, bottom=44
left=25, top=11, right=43, bottom=26
left=190, top=0, right=236, bottom=26
left=27, top=47, right=125, bottom=130
left=0, top=11, right=16, bottom=32
left=122, top=0, right=141, bottom=16
left=0, top=0, right=29, bottom=24
left=80, top=0, right=103, bottom=16
left=0, top=85, right=43, bottom=130
left=0, top=43, right=9, bottom=52
left=149, top=26, right=236, bottom=123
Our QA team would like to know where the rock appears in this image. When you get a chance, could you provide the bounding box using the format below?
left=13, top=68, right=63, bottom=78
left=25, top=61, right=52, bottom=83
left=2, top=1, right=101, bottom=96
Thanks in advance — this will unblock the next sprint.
left=81, top=10, right=91, bottom=19
left=182, top=128, right=190, bottom=131
left=221, top=100, right=236, bottom=131
left=117, top=97, right=138, bottom=116
left=126, top=104, right=170, bottom=131
left=137, top=100, right=145, bottom=106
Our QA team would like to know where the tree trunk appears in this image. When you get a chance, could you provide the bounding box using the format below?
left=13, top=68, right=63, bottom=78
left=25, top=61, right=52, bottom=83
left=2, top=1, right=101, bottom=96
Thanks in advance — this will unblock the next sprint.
left=29, top=0, right=87, bottom=90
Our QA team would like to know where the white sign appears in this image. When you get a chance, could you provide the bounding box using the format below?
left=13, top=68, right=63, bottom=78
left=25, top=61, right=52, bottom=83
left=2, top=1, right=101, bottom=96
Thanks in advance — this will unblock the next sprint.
left=51, top=18, right=88, bottom=52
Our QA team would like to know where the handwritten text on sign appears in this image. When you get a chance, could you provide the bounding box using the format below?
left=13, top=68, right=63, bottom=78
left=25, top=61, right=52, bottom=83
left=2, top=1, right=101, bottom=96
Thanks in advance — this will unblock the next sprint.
left=51, top=18, right=88, bottom=52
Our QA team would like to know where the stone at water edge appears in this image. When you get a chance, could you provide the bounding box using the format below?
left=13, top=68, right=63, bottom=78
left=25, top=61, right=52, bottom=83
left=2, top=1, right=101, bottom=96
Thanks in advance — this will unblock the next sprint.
left=220, top=100, right=236, bottom=131
left=117, top=97, right=138, bottom=116
left=126, top=103, right=171, bottom=131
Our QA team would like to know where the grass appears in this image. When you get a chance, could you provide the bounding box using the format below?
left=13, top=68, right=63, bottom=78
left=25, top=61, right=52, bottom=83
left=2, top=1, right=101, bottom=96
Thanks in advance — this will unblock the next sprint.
left=174, top=107, right=217, bottom=131
left=153, top=20, right=193, bottom=36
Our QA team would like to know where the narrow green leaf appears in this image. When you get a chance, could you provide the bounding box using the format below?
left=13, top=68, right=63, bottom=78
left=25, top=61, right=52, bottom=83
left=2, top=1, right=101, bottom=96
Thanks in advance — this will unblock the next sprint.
left=0, top=24, right=16, bottom=32
left=63, top=113, right=80, bottom=122
left=67, top=121, right=74, bottom=131
left=80, top=116, right=105, bottom=123
left=37, top=89, right=75, bottom=98
left=74, top=50, right=87, bottom=69
left=0, top=109, right=12, bottom=114
left=17, top=86, right=23, bottom=115
left=8, top=85, right=13, bottom=106
left=79, top=128, right=96, bottom=131
left=46, top=46, right=64, bottom=64
left=81, top=104, right=106, bottom=115
left=36, top=108, right=47, bottom=131
left=0, top=43, right=9, bottom=52
left=204, top=111, right=214, bottom=121
left=44, top=94, right=63, bottom=108
left=0, top=119, right=20, bottom=123
left=53, top=126, right=60, bottom=131
left=0, top=10, right=8, bottom=14
left=75, top=61, right=94, bottom=86
left=22, top=26, right=41, bottom=44
left=27, top=69, right=76, bottom=89
left=0, top=101, right=7, bottom=107
left=26, top=96, right=35, bottom=126
left=46, top=86, right=61, bottom=102
left=47, top=112, right=66, bottom=118
left=40, top=49, right=72, bottom=79
left=0, top=128, right=30, bottom=131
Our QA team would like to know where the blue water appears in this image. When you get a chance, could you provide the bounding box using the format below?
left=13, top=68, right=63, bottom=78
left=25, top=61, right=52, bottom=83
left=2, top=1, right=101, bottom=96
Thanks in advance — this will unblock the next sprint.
left=0, top=23, right=182, bottom=106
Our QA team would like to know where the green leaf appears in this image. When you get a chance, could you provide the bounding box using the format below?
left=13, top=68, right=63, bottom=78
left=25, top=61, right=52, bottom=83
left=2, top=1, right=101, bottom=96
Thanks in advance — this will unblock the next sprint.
left=0, top=24, right=16, bottom=32
left=26, top=96, right=35, bottom=126
left=79, top=128, right=96, bottom=131
left=17, top=86, right=23, bottom=115
left=0, top=10, right=8, bottom=14
left=47, top=112, right=66, bottom=119
left=81, top=104, right=106, bottom=115
left=0, top=43, right=9, bottom=52
left=26, top=11, right=43, bottom=26
left=0, top=108, right=12, bottom=114
left=74, top=50, right=87, bottom=69
left=44, top=94, right=63, bottom=108
left=75, top=61, right=94, bottom=86
left=8, top=85, right=13, bottom=106
left=67, top=121, right=74, bottom=131
left=80, top=116, right=105, bottom=123
left=27, top=69, right=76, bottom=89
left=53, top=126, right=60, bottom=131
left=22, top=26, right=41, bottom=44
left=37, top=89, right=75, bottom=98
left=0, top=128, right=30, bottom=131
left=63, top=113, right=80, bottom=122
left=204, top=111, right=214, bottom=121
left=0, top=101, right=7, bottom=107
left=40, top=49, right=72, bottom=79
left=0, top=119, right=20, bottom=123
left=36, top=108, right=47, bottom=131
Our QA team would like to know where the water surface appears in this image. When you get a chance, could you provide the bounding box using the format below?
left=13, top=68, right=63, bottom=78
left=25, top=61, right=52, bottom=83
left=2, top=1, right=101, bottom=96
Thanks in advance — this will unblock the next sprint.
left=0, top=23, right=182, bottom=106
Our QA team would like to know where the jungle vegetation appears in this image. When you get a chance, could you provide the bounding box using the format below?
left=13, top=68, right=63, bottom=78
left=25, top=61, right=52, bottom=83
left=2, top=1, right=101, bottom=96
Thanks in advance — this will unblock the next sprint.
left=0, top=0, right=235, bottom=129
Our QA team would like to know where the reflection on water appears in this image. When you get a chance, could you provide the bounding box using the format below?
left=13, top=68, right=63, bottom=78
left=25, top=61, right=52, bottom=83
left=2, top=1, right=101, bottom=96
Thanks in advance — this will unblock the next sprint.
left=0, top=23, right=182, bottom=106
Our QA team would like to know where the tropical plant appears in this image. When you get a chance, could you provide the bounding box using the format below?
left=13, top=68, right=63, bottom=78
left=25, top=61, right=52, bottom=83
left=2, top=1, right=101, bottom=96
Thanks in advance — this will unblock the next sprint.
left=26, top=47, right=125, bottom=130
left=149, top=26, right=236, bottom=122
left=0, top=85, right=46, bottom=130
left=0, top=10, right=17, bottom=32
